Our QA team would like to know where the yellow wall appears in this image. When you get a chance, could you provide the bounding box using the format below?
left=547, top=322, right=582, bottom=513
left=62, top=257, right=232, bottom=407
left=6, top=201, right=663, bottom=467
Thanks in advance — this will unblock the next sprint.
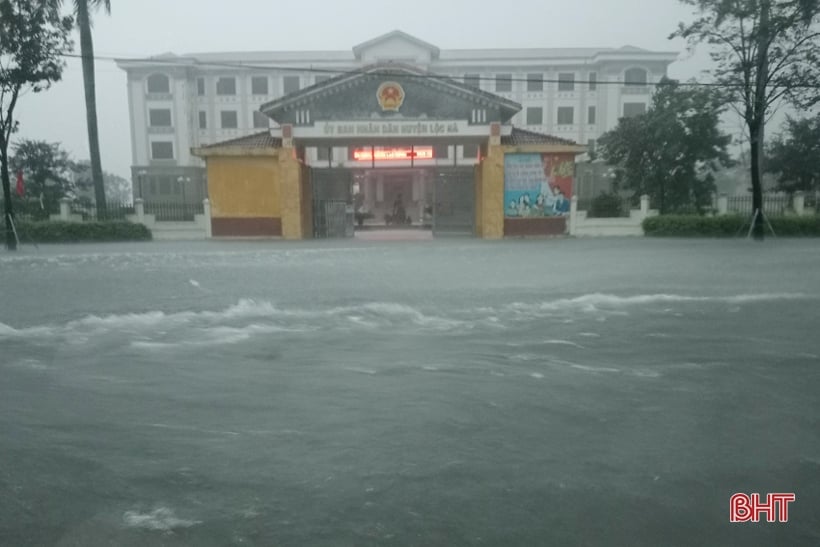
left=207, top=156, right=280, bottom=219
left=478, top=144, right=505, bottom=239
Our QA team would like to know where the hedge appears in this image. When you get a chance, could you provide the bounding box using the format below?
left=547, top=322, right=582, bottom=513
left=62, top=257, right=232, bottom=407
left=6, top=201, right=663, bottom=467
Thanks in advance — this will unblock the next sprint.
left=642, top=214, right=820, bottom=237
left=14, top=220, right=153, bottom=243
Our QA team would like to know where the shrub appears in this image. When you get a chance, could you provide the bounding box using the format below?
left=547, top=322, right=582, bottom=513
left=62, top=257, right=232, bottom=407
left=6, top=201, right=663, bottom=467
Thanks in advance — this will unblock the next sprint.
left=589, top=192, right=625, bottom=218
left=15, top=220, right=152, bottom=243
left=643, top=214, right=820, bottom=237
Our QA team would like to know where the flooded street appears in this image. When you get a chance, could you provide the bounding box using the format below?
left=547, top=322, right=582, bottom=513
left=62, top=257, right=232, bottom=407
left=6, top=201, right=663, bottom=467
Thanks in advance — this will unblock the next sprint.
left=1, top=238, right=819, bottom=546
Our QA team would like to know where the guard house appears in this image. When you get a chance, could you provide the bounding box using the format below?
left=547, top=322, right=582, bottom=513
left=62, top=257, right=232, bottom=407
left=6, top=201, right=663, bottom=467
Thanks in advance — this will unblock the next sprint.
left=192, top=64, right=586, bottom=239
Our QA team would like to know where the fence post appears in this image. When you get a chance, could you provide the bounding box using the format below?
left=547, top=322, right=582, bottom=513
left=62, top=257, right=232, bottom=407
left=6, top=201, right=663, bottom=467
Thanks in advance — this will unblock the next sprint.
left=793, top=191, right=805, bottom=216
left=134, top=198, right=145, bottom=223
left=569, top=195, right=578, bottom=236
left=59, top=197, right=71, bottom=221
left=717, top=194, right=728, bottom=215
left=640, top=194, right=649, bottom=219
left=203, top=198, right=212, bottom=238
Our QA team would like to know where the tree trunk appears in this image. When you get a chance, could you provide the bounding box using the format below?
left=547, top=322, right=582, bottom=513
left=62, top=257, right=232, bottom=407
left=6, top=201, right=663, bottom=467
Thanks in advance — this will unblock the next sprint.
left=750, top=0, right=771, bottom=241
left=77, top=0, right=107, bottom=218
left=1, top=143, right=16, bottom=250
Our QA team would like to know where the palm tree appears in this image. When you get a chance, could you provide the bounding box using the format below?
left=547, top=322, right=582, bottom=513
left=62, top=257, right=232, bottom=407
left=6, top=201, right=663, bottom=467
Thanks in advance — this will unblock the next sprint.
left=62, top=0, right=110, bottom=218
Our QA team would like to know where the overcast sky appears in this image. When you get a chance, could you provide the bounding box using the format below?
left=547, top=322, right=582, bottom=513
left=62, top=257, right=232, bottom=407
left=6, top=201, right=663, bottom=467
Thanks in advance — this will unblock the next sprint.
left=13, top=0, right=719, bottom=178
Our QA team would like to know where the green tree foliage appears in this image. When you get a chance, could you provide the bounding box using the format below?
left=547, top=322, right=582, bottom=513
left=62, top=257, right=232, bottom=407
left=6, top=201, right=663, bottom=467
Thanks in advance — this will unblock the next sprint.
left=673, top=0, right=820, bottom=238
left=10, top=140, right=76, bottom=219
left=0, top=0, right=74, bottom=249
left=766, top=115, right=820, bottom=194
left=598, top=79, right=733, bottom=214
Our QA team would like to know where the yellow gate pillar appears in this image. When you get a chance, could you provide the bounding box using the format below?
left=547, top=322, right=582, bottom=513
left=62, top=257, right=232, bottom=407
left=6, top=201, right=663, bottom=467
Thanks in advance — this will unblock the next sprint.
left=278, top=147, right=308, bottom=240
left=478, top=143, right=505, bottom=240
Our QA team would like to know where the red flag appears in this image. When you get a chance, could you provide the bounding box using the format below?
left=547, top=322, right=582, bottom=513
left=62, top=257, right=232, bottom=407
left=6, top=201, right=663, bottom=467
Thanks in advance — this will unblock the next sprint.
left=15, top=169, right=24, bottom=197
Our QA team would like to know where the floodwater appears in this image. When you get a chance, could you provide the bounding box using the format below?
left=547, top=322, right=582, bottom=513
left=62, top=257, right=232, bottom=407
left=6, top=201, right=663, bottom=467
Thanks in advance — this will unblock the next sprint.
left=1, top=238, right=819, bottom=546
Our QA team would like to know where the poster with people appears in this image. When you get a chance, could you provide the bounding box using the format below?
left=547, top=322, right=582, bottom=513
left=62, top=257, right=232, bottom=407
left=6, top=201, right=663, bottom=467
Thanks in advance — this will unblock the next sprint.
left=504, top=153, right=574, bottom=218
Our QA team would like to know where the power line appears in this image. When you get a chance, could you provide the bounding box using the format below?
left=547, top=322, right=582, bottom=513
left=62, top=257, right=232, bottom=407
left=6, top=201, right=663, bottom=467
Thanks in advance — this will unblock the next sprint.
left=59, top=52, right=820, bottom=90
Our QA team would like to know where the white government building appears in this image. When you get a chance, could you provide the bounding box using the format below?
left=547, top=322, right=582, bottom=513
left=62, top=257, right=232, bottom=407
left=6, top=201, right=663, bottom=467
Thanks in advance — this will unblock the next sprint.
left=116, top=30, right=678, bottom=203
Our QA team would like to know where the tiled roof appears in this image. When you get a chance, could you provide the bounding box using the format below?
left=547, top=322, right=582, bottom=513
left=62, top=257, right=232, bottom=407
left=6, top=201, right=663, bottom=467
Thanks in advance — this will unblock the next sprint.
left=201, top=131, right=282, bottom=149
left=501, top=127, right=580, bottom=147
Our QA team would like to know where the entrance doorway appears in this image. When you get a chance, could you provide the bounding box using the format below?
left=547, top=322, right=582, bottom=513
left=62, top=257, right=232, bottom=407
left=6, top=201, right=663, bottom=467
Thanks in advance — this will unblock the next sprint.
left=311, top=167, right=474, bottom=238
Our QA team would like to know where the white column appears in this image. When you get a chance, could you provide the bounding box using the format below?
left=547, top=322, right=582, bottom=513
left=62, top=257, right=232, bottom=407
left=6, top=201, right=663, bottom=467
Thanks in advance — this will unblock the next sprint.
left=203, top=198, right=212, bottom=238
left=569, top=195, right=578, bottom=236
left=717, top=194, right=728, bottom=215
left=134, top=198, right=145, bottom=222
left=640, top=194, right=649, bottom=219
left=794, top=191, right=805, bottom=216
left=59, top=198, right=71, bottom=221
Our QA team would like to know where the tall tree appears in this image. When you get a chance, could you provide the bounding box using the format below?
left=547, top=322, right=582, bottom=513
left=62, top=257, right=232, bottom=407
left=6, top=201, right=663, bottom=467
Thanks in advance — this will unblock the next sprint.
left=11, top=140, right=77, bottom=219
left=766, top=115, right=820, bottom=194
left=60, top=0, right=110, bottom=217
left=599, top=78, right=733, bottom=214
left=0, top=0, right=74, bottom=250
left=673, top=0, right=820, bottom=239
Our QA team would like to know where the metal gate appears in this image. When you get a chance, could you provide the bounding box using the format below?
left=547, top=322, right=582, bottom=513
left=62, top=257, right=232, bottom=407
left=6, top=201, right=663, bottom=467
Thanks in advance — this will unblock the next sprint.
left=312, top=169, right=354, bottom=238
left=433, top=167, right=474, bottom=236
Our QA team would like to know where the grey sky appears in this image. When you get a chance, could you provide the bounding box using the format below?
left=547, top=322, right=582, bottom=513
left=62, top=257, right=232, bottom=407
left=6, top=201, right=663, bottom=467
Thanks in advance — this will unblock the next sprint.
left=14, top=0, right=715, bottom=178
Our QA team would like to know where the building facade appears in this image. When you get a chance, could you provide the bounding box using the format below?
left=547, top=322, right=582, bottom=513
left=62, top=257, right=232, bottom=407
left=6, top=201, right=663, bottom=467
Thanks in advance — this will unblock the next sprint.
left=116, top=31, right=678, bottom=203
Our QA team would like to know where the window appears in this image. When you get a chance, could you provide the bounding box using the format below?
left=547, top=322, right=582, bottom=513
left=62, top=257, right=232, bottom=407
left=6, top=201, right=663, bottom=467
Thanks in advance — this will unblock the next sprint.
left=149, top=178, right=156, bottom=194
left=197, top=78, right=205, bottom=96
left=173, top=180, right=181, bottom=195
left=624, top=103, right=647, bottom=118
left=526, top=107, right=543, bottom=125
left=252, top=111, right=269, bottom=129
left=251, top=76, right=269, bottom=95
left=464, top=74, right=481, bottom=89
left=198, top=111, right=207, bottom=129
left=557, top=107, right=575, bottom=125
left=462, top=144, right=479, bottom=159
left=221, top=110, right=239, bottom=129
left=151, top=142, right=173, bottom=160
left=315, top=75, right=331, bottom=85
left=216, top=77, right=236, bottom=95
left=434, top=144, right=449, bottom=159
left=149, top=109, right=172, bottom=127
left=146, top=74, right=170, bottom=94
left=527, top=73, right=543, bottom=92
left=558, top=73, right=575, bottom=92
left=588, top=72, right=597, bottom=91
left=283, top=76, right=300, bottom=94
left=588, top=106, right=597, bottom=125
left=495, top=74, right=512, bottom=92
left=317, top=147, right=332, bottom=162
left=159, top=177, right=170, bottom=195
left=625, top=68, right=648, bottom=86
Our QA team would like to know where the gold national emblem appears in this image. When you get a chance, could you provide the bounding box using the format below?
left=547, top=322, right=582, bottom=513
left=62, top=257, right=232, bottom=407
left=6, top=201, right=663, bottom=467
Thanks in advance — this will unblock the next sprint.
left=377, top=82, right=405, bottom=112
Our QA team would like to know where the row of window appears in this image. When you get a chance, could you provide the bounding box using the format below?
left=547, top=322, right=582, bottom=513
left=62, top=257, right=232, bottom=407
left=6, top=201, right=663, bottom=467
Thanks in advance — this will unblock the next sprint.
left=144, top=68, right=649, bottom=97
left=465, top=68, right=647, bottom=93
left=202, top=75, right=313, bottom=97
left=147, top=108, right=269, bottom=129
left=522, top=103, right=645, bottom=125
left=148, top=103, right=644, bottom=130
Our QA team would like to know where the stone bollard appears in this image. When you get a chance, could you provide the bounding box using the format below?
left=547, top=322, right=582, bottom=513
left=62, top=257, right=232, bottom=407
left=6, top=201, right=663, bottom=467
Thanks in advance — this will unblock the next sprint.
left=59, top=197, right=71, bottom=221
left=717, top=194, right=728, bottom=215
left=794, top=192, right=805, bottom=216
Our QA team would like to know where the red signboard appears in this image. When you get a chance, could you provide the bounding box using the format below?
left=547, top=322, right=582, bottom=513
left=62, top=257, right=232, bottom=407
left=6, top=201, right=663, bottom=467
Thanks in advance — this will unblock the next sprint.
left=353, top=146, right=434, bottom=161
